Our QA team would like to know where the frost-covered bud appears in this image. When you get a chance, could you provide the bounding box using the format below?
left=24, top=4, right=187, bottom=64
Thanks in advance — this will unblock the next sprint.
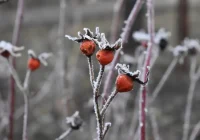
left=0, top=41, right=24, bottom=58
left=183, top=38, right=200, bottom=55
left=155, top=28, right=171, bottom=51
left=66, top=111, right=83, bottom=130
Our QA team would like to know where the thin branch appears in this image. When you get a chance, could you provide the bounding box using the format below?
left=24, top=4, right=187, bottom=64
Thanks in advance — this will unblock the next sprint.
left=22, top=93, right=28, bottom=140
left=100, top=89, right=118, bottom=116
left=88, top=56, right=95, bottom=88
left=149, top=109, right=162, bottom=140
left=55, top=128, right=72, bottom=140
left=102, top=0, right=145, bottom=101
left=189, top=121, right=200, bottom=140
left=139, top=0, right=155, bottom=140
left=9, top=0, right=25, bottom=139
left=93, top=65, right=105, bottom=140
left=110, top=0, right=125, bottom=43
left=23, top=70, right=31, bottom=90
left=150, top=57, right=178, bottom=102
left=182, top=56, right=197, bottom=140
left=102, top=122, right=111, bottom=140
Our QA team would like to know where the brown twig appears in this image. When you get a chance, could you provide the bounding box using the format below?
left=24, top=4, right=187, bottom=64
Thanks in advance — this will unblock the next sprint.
left=139, top=0, right=155, bottom=140
left=9, top=0, right=24, bottom=139
left=102, top=0, right=144, bottom=101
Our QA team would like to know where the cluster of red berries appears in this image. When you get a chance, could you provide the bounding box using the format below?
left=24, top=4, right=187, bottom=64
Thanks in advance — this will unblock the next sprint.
left=65, top=28, right=122, bottom=66
left=65, top=27, right=149, bottom=93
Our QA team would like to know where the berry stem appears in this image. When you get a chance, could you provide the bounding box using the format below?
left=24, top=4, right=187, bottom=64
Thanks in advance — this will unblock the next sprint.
left=139, top=0, right=155, bottom=140
left=23, top=70, right=31, bottom=91
left=100, top=89, right=118, bottom=116
left=87, top=56, right=95, bottom=88
left=9, top=0, right=24, bottom=139
left=22, top=93, right=28, bottom=140
left=102, top=0, right=144, bottom=102
left=93, top=65, right=105, bottom=140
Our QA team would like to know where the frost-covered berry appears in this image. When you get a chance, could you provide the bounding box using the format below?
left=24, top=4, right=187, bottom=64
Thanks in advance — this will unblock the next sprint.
left=80, top=40, right=96, bottom=56
left=28, top=58, right=40, bottom=71
left=116, top=74, right=133, bottom=92
left=96, top=50, right=114, bottom=65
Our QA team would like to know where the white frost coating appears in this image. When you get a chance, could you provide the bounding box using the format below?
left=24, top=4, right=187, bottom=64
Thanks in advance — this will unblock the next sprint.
left=0, top=40, right=24, bottom=57
left=115, top=63, right=141, bottom=77
left=183, top=38, right=200, bottom=52
left=132, top=30, right=150, bottom=42
left=140, top=123, right=143, bottom=127
left=65, top=35, right=79, bottom=42
left=154, top=28, right=171, bottom=44
left=133, top=28, right=171, bottom=45
left=38, top=52, right=53, bottom=66
left=172, top=45, right=188, bottom=57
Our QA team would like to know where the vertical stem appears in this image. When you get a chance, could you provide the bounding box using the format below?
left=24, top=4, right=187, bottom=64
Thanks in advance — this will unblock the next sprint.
left=182, top=57, right=197, bottom=140
left=9, top=0, right=24, bottom=139
left=93, top=65, right=104, bottom=140
left=189, top=121, right=200, bottom=140
left=87, top=57, right=95, bottom=88
left=103, top=0, right=144, bottom=101
left=22, top=93, right=28, bottom=140
left=139, top=0, right=155, bottom=140
left=23, top=70, right=31, bottom=90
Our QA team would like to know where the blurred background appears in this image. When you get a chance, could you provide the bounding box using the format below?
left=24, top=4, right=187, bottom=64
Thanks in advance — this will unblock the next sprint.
left=0, top=0, right=200, bottom=140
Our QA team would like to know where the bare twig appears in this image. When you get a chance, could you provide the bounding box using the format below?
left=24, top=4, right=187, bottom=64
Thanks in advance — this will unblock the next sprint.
left=189, top=121, right=200, bottom=140
left=93, top=65, right=105, bottom=140
left=150, top=57, right=178, bottom=102
left=23, top=70, right=31, bottom=90
left=139, top=0, right=155, bottom=140
left=9, top=0, right=25, bottom=139
left=102, top=122, right=111, bottom=139
left=56, top=128, right=72, bottom=140
left=101, top=89, right=118, bottom=116
left=182, top=56, right=197, bottom=140
left=102, top=0, right=145, bottom=101
left=149, top=109, right=161, bottom=140
left=22, top=93, right=28, bottom=140
left=110, top=0, right=125, bottom=43
left=88, top=56, right=95, bottom=88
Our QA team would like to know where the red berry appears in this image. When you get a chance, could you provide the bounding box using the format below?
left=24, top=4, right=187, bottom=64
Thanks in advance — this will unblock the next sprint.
left=116, top=74, right=133, bottom=92
left=80, top=40, right=96, bottom=56
left=1, top=51, right=10, bottom=58
left=96, top=50, right=114, bottom=65
left=28, top=58, right=40, bottom=71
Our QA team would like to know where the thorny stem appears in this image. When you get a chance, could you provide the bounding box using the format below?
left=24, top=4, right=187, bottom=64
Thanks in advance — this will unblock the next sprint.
left=182, top=56, right=197, bottom=140
left=56, top=128, right=72, bottom=140
left=88, top=56, right=95, bottom=88
left=102, top=0, right=144, bottom=101
left=189, top=121, right=200, bottom=140
left=150, top=57, right=178, bottom=102
left=93, top=65, right=105, bottom=140
left=139, top=0, right=155, bottom=140
left=9, top=0, right=24, bottom=139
